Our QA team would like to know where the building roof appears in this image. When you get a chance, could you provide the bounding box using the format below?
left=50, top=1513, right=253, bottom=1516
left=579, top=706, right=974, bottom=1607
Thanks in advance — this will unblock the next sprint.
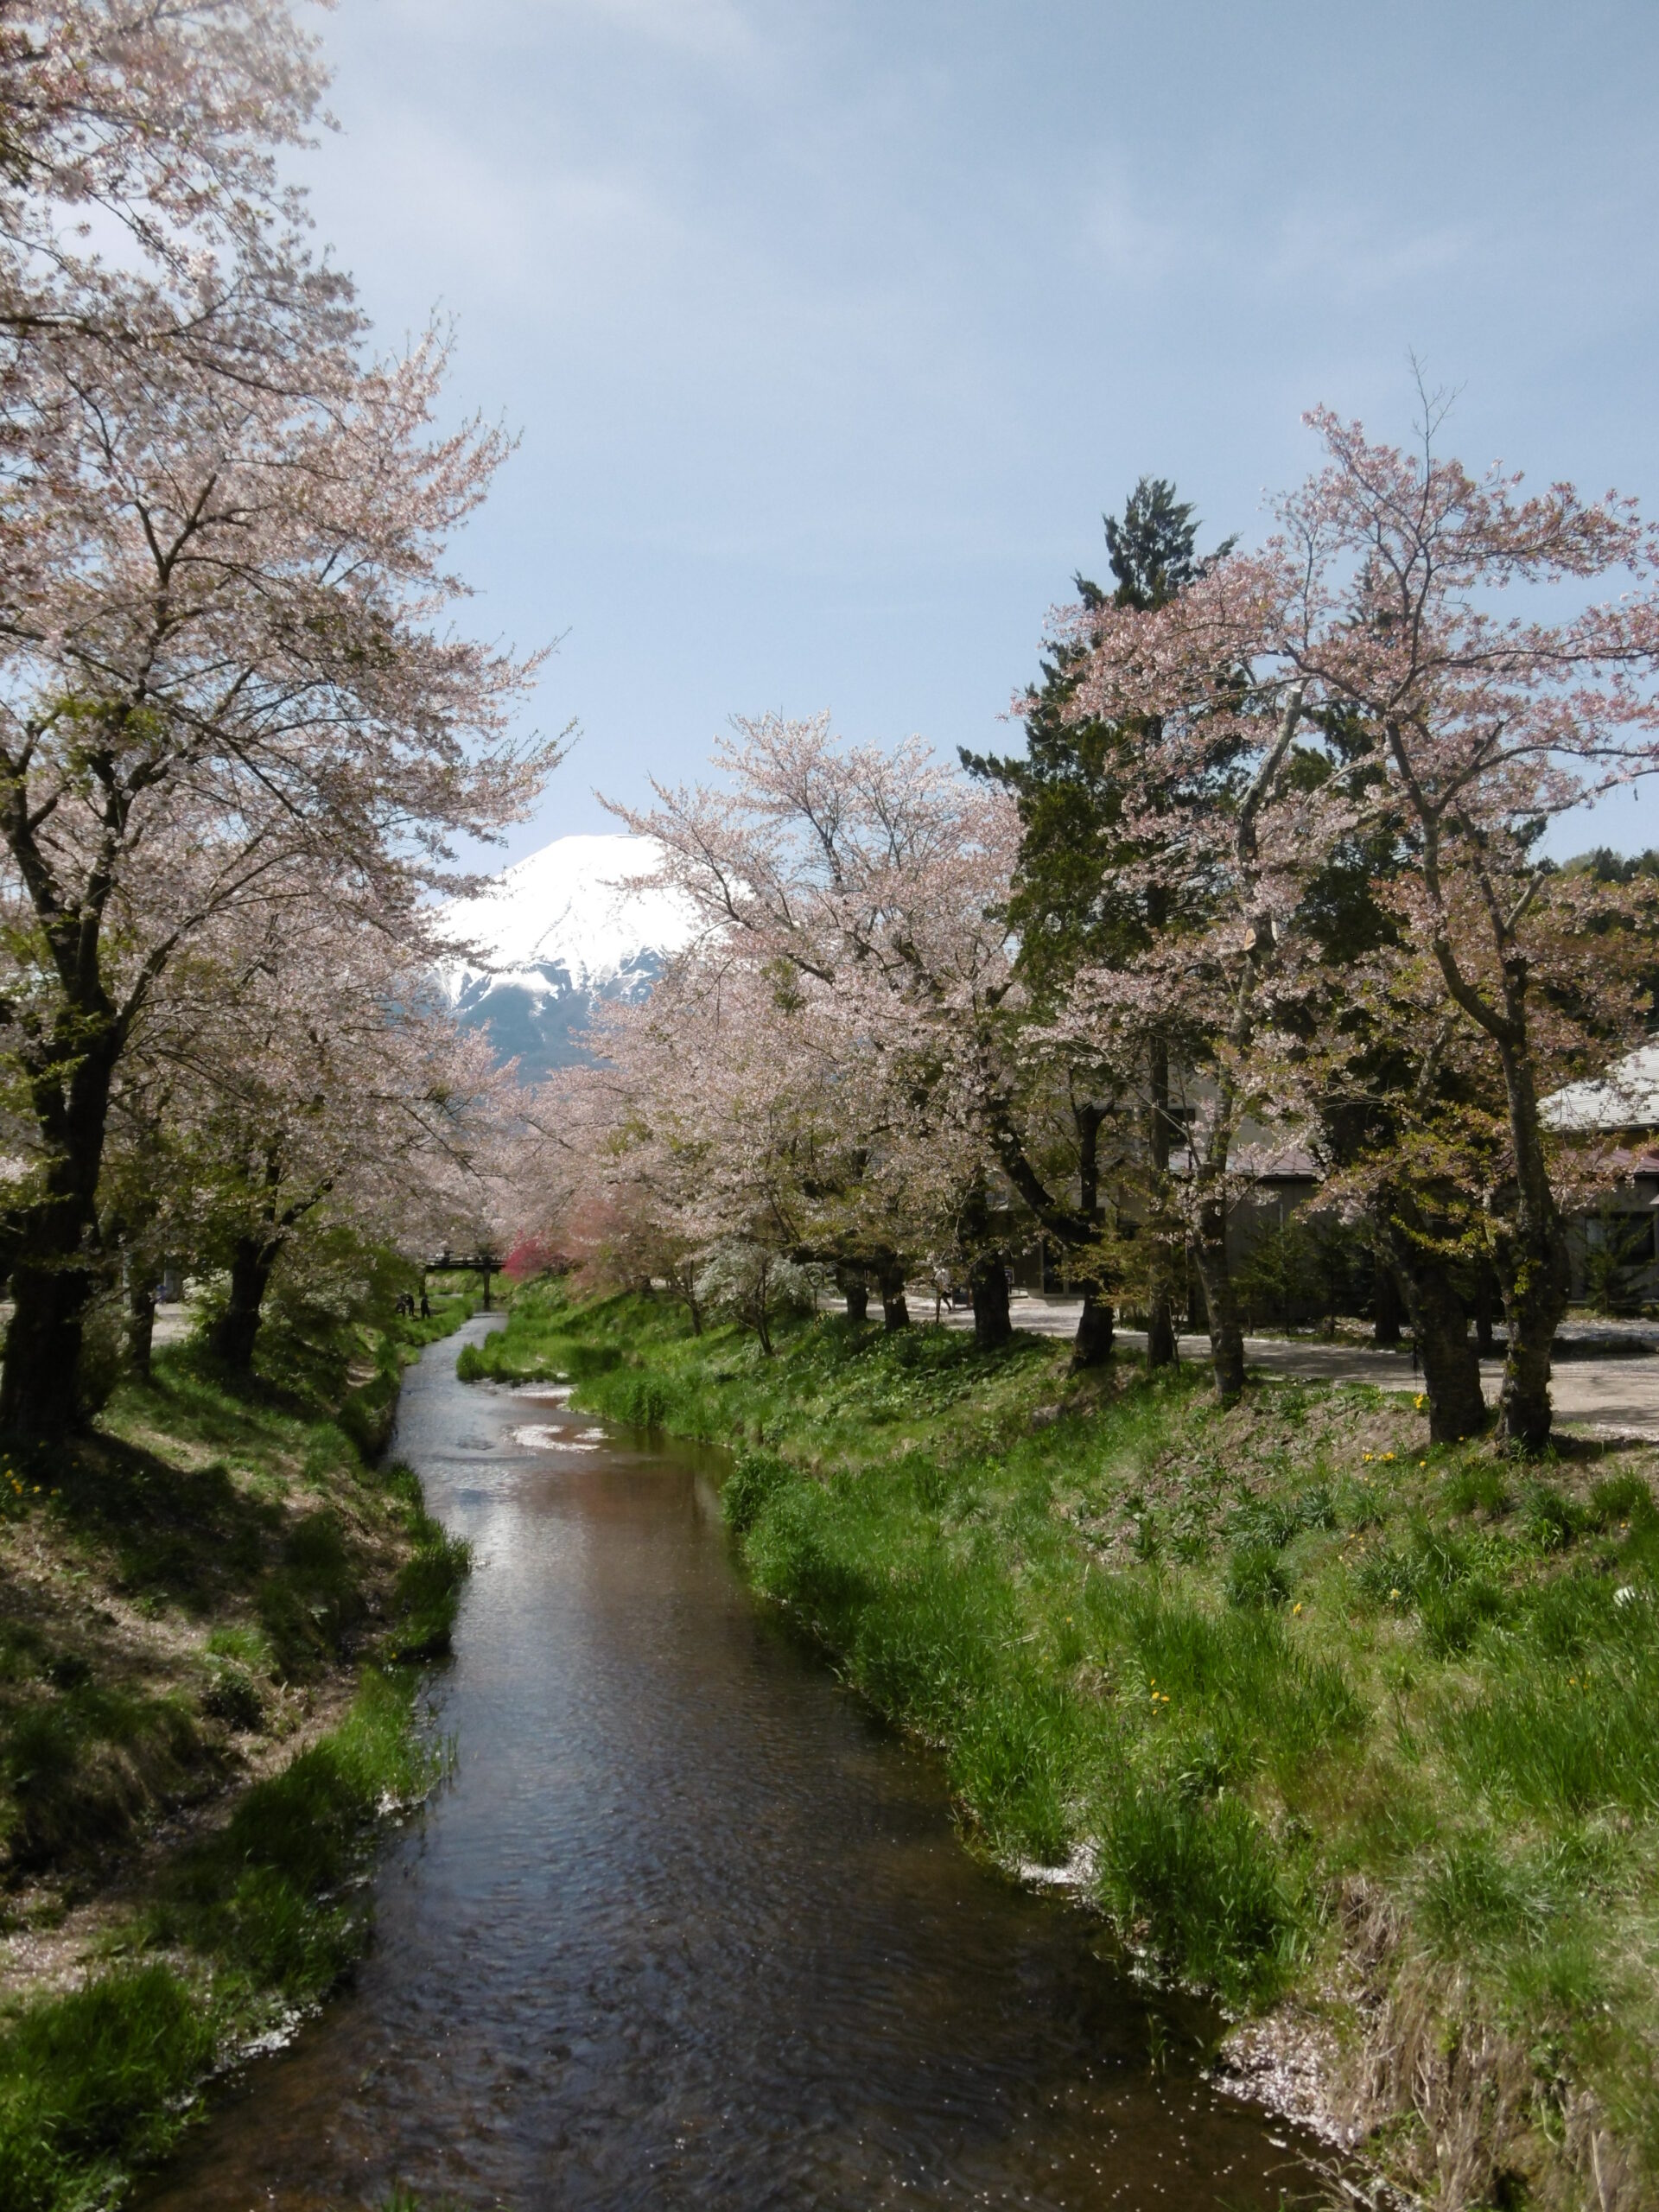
left=1230, top=1140, right=1322, bottom=1181
left=1542, top=1045, right=1659, bottom=1134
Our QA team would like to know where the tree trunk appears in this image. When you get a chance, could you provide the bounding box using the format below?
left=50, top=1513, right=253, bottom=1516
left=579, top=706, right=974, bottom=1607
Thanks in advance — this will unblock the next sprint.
left=1071, top=1282, right=1115, bottom=1370
left=1190, top=1195, right=1246, bottom=1402
left=1494, top=1046, right=1572, bottom=1453
left=125, top=1266, right=156, bottom=1383
left=673, top=1268, right=703, bottom=1333
left=2, top=1259, right=93, bottom=1435
left=984, top=1097, right=1111, bottom=1359
left=1383, top=1224, right=1487, bottom=1444
left=836, top=1265, right=869, bottom=1325
left=1409, top=1275, right=1488, bottom=1445
left=1426, top=919, right=1568, bottom=1449
left=877, top=1258, right=909, bottom=1332
left=1070, top=1100, right=1117, bottom=1373
left=0, top=1030, right=120, bottom=1437
left=1144, top=1302, right=1175, bottom=1368
left=1143, top=1037, right=1178, bottom=1370
left=969, top=1253, right=1012, bottom=1351
left=957, top=1176, right=1013, bottom=1351
left=1494, top=1215, right=1568, bottom=1453
left=1498, top=1307, right=1557, bottom=1452
left=208, top=1236, right=280, bottom=1375
left=1371, top=1258, right=1402, bottom=1348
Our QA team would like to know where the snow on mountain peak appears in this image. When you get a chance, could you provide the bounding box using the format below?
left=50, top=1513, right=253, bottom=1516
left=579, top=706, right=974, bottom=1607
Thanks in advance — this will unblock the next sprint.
left=437, top=833, right=700, bottom=1081
left=439, top=833, right=698, bottom=999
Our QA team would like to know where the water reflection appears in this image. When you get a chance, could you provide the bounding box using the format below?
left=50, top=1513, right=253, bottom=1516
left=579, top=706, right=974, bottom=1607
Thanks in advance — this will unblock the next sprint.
left=138, top=1319, right=1321, bottom=2209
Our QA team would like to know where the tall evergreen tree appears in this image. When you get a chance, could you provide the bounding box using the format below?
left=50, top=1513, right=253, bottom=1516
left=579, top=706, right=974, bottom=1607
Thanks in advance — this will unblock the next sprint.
left=963, top=479, right=1231, bottom=1366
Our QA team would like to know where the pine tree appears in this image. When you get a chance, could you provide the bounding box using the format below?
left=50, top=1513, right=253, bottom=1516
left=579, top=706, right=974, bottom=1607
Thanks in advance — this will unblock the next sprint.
left=963, top=480, right=1232, bottom=1366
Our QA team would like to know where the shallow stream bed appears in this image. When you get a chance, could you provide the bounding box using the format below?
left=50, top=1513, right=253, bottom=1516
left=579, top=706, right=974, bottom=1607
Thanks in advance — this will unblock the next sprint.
left=138, top=1316, right=1325, bottom=2209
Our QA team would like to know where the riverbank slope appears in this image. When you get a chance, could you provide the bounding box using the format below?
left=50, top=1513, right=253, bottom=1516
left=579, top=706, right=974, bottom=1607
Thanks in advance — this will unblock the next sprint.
left=465, top=1282, right=1659, bottom=2212
left=0, top=1276, right=474, bottom=2212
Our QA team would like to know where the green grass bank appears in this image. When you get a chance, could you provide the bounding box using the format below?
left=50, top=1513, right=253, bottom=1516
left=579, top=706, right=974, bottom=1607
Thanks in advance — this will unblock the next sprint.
left=466, top=1282, right=1659, bottom=2212
left=0, top=1268, right=474, bottom=2211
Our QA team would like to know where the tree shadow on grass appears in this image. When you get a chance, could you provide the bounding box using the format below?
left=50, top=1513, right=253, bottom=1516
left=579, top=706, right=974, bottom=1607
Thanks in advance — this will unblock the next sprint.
left=45, top=1428, right=283, bottom=1619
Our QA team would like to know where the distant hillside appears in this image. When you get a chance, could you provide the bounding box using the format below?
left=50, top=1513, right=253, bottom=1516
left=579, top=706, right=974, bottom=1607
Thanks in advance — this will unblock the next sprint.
left=438, top=833, right=697, bottom=1081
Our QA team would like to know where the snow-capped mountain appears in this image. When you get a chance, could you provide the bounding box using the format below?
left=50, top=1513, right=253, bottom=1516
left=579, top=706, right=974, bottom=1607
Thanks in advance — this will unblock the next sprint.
left=439, top=833, right=698, bottom=1081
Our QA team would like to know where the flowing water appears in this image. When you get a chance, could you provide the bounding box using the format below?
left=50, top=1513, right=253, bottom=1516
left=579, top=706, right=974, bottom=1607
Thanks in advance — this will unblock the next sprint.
left=140, top=1318, right=1325, bottom=2210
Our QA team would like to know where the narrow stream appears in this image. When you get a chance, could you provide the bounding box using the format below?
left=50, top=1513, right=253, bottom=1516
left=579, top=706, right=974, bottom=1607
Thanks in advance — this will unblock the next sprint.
left=140, top=1317, right=1324, bottom=2209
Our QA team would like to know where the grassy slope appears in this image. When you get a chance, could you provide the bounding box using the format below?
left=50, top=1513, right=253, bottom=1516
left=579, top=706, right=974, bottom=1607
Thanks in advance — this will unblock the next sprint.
left=0, top=1287, right=473, bottom=2212
left=467, top=1283, right=1659, bottom=2212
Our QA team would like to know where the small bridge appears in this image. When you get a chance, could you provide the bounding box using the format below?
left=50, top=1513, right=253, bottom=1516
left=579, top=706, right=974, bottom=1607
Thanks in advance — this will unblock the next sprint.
left=426, top=1250, right=503, bottom=1311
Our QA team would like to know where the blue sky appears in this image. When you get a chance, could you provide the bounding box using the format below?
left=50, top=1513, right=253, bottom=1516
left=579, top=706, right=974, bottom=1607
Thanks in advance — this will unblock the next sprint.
left=304, top=0, right=1659, bottom=863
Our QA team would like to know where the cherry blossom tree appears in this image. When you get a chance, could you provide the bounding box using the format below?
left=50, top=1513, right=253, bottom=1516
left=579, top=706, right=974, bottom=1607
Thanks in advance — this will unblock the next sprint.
left=528, top=940, right=944, bottom=1335
left=611, top=713, right=1137, bottom=1359
left=0, top=0, right=569, bottom=1433
left=1035, top=668, right=1318, bottom=1402
left=0, top=1, right=358, bottom=626
left=110, top=883, right=516, bottom=1375
left=1063, top=401, right=1659, bottom=1448
left=0, top=270, right=550, bottom=1431
left=0, top=0, right=324, bottom=251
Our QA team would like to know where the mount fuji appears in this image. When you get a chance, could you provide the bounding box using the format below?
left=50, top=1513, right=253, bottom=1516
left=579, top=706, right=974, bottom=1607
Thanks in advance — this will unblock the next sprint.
left=439, top=833, right=698, bottom=1081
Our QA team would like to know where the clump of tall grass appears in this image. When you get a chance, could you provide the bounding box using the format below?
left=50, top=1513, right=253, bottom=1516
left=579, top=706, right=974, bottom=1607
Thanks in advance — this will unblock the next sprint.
left=720, top=1447, right=792, bottom=1536
left=0, top=1966, right=215, bottom=2212
left=1226, top=1542, right=1291, bottom=1610
left=1097, top=1782, right=1306, bottom=2007
left=381, top=1463, right=471, bottom=1660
